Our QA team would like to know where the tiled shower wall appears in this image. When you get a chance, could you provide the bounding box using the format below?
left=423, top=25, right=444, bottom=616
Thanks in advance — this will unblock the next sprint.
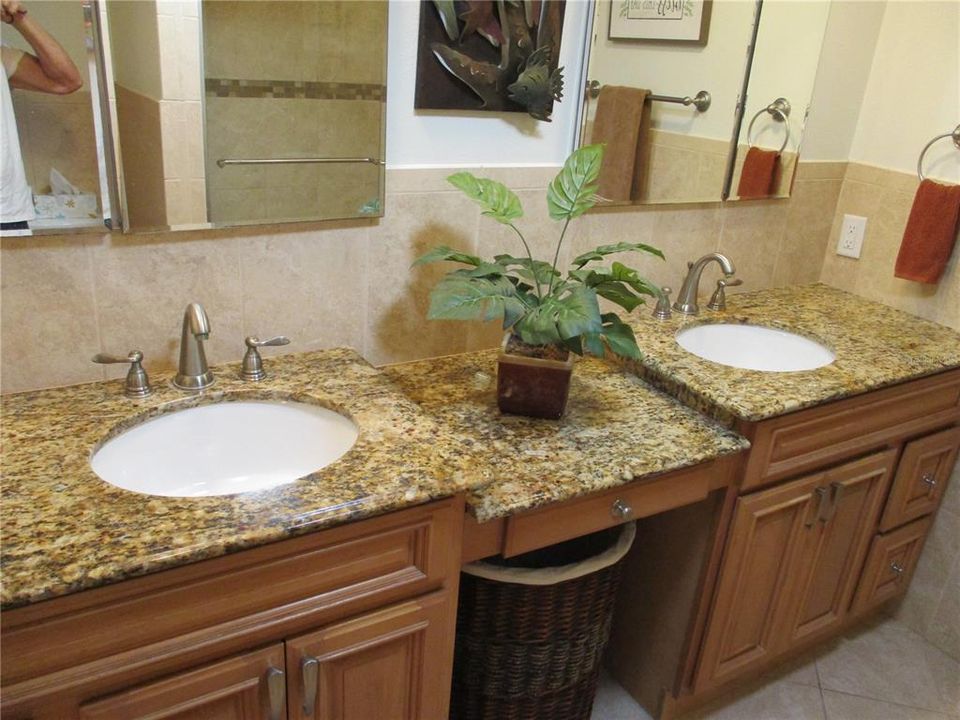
left=202, top=1, right=385, bottom=223
left=819, top=161, right=960, bottom=660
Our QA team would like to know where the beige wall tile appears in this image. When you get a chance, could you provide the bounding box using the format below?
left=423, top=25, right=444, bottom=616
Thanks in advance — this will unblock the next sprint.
left=774, top=178, right=842, bottom=286
left=239, top=221, right=370, bottom=357
left=718, top=201, right=789, bottom=292
left=89, top=232, right=243, bottom=376
left=364, top=192, right=481, bottom=365
left=0, top=236, right=102, bottom=393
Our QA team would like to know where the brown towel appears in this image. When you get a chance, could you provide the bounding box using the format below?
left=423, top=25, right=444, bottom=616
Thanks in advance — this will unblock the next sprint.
left=894, top=179, right=960, bottom=284
left=737, top=147, right=781, bottom=199
left=590, top=86, right=651, bottom=202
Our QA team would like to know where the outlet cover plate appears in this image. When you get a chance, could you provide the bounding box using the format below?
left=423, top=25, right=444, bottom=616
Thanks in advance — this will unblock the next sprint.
left=837, top=214, right=866, bottom=259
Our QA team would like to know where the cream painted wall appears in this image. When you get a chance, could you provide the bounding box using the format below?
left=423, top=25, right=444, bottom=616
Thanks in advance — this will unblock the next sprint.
left=385, top=0, right=589, bottom=167
left=849, top=0, right=960, bottom=181
left=107, top=1, right=163, bottom=101
left=801, top=0, right=886, bottom=161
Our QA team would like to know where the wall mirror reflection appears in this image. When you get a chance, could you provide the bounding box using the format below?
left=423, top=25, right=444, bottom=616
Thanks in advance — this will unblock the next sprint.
left=105, top=0, right=387, bottom=233
left=579, top=0, right=757, bottom=205
left=578, top=0, right=831, bottom=206
left=1, top=0, right=112, bottom=236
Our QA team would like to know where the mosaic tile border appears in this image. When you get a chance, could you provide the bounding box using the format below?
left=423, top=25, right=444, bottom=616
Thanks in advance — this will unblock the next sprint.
left=205, top=78, right=385, bottom=101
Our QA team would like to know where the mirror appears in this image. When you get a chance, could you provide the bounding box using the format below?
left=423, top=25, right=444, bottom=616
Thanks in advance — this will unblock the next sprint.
left=1, top=0, right=113, bottom=236
left=104, top=0, right=387, bottom=233
left=578, top=0, right=830, bottom=205
left=727, top=0, right=830, bottom=200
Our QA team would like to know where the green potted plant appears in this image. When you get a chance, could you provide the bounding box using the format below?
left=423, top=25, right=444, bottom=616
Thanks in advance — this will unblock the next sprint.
left=414, top=144, right=664, bottom=419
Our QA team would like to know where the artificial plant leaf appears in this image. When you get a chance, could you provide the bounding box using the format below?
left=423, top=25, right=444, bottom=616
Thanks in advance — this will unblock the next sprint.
left=600, top=314, right=642, bottom=360
left=546, top=144, right=604, bottom=221
left=554, top=285, right=603, bottom=339
left=494, top=254, right=560, bottom=285
left=453, top=262, right=509, bottom=279
left=571, top=241, right=665, bottom=269
left=427, top=275, right=528, bottom=328
left=412, top=245, right=483, bottom=267
left=513, top=304, right=563, bottom=345
left=610, top=261, right=659, bottom=297
left=582, top=332, right=605, bottom=357
left=593, top=281, right=643, bottom=312
left=447, top=172, right=523, bottom=224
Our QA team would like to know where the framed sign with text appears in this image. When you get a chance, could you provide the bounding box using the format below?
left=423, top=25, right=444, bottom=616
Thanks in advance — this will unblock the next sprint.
left=609, top=0, right=711, bottom=44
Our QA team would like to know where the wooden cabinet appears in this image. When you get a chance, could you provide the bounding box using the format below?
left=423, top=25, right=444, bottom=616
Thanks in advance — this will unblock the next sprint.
left=853, top=516, right=933, bottom=614
left=880, top=427, right=960, bottom=531
left=0, top=497, right=464, bottom=720
left=286, top=592, right=453, bottom=720
left=694, top=450, right=895, bottom=691
left=79, top=645, right=287, bottom=720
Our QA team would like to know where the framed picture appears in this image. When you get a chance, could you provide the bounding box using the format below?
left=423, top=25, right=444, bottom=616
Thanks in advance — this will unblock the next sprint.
left=609, top=0, right=711, bottom=44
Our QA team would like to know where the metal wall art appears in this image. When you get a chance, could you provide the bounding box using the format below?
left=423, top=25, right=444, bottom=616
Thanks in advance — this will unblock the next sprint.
left=415, top=0, right=567, bottom=122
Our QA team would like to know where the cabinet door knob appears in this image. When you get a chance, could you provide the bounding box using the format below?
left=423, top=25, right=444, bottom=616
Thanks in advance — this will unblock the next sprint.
left=611, top=498, right=633, bottom=520
left=266, top=667, right=285, bottom=720
left=890, top=562, right=905, bottom=576
left=302, top=656, right=319, bottom=716
left=922, top=473, right=937, bottom=488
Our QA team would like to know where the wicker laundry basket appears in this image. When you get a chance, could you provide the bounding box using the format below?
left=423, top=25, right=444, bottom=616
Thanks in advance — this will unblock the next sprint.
left=451, top=522, right=636, bottom=720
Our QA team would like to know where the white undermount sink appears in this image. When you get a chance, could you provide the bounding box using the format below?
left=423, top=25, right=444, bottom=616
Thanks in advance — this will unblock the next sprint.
left=676, top=323, right=835, bottom=372
left=91, top=400, right=358, bottom=497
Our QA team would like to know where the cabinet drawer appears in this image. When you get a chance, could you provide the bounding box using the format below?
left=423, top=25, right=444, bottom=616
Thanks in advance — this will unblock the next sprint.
left=503, top=463, right=714, bottom=557
left=741, top=370, right=960, bottom=491
left=880, top=427, right=960, bottom=532
left=852, top=516, right=933, bottom=615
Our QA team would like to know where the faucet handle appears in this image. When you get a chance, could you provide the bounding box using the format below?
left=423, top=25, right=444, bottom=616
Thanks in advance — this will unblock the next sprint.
left=242, top=335, right=291, bottom=381
left=652, top=286, right=673, bottom=320
left=707, top=278, right=743, bottom=312
left=93, top=350, right=152, bottom=398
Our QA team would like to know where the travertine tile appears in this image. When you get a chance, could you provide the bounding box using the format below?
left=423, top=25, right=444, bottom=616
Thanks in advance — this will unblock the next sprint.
left=239, top=221, right=370, bottom=356
left=718, top=201, right=789, bottom=292
left=816, top=620, right=960, bottom=715
left=364, top=192, right=480, bottom=365
left=0, top=236, right=103, bottom=393
left=821, top=691, right=955, bottom=720
left=684, top=678, right=825, bottom=720
left=775, top=179, right=842, bottom=286
left=89, top=232, right=244, bottom=375
left=924, top=557, right=960, bottom=662
left=650, top=204, right=723, bottom=293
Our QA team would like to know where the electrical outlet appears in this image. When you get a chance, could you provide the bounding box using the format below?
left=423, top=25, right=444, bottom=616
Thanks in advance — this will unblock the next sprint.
left=836, top=214, right=866, bottom=259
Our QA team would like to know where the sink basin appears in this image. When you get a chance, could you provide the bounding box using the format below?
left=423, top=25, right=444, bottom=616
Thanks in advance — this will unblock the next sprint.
left=676, top=324, right=835, bottom=372
left=91, top=400, right=358, bottom=497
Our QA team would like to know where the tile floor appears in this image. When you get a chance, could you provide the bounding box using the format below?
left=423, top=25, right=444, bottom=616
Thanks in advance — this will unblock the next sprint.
left=591, top=617, right=960, bottom=720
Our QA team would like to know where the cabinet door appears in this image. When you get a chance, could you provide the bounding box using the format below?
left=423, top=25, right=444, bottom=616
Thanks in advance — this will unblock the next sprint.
left=880, top=427, right=960, bottom=531
left=780, top=450, right=896, bottom=645
left=79, top=644, right=286, bottom=720
left=286, top=590, right=454, bottom=720
left=853, top=516, right=934, bottom=614
left=694, top=474, right=822, bottom=691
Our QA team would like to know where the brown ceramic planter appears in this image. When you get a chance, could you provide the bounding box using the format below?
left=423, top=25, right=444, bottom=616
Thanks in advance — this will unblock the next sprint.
left=497, top=335, right=574, bottom=420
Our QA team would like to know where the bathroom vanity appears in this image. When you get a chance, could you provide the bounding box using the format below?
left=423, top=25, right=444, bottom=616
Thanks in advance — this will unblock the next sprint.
left=2, top=285, right=959, bottom=720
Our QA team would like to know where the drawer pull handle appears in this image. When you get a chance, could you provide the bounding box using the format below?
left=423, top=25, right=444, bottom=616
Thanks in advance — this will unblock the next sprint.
left=809, top=486, right=829, bottom=526
left=890, top=562, right=905, bottom=576
left=823, top=481, right=844, bottom=523
left=611, top=498, right=633, bottom=520
left=922, top=473, right=937, bottom=488
left=302, top=656, right=319, bottom=716
left=266, top=667, right=285, bottom=720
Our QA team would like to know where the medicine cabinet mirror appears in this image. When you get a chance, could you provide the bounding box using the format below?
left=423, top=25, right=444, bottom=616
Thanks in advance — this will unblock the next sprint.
left=103, top=0, right=387, bottom=233
left=578, top=0, right=830, bottom=205
left=1, top=0, right=114, bottom=237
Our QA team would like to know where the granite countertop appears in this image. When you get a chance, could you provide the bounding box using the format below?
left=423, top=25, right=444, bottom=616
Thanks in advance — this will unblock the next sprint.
left=0, top=349, right=488, bottom=609
left=624, top=284, right=960, bottom=425
left=382, top=351, right=749, bottom=522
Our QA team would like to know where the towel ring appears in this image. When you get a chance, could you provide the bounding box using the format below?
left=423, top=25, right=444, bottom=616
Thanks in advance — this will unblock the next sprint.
left=746, top=98, right=792, bottom=154
left=917, top=124, right=960, bottom=180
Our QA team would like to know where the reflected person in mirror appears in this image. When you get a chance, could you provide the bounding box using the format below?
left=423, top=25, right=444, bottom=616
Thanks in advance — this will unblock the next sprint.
left=1, top=0, right=81, bottom=230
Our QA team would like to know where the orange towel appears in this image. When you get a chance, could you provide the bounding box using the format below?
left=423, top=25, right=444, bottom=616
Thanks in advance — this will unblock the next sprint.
left=590, top=86, right=650, bottom=202
left=894, top=179, right=960, bottom=284
left=737, top=147, right=781, bottom=199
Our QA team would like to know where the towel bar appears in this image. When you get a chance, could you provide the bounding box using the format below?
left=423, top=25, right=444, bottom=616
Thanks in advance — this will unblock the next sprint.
left=586, top=81, right=711, bottom=112
left=916, top=124, right=960, bottom=181
left=216, top=157, right=385, bottom=168
left=745, top=98, right=791, bottom=154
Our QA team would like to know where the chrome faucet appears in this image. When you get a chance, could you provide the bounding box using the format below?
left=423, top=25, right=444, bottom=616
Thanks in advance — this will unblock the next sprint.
left=173, top=302, right=214, bottom=391
left=673, top=253, right=737, bottom=316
